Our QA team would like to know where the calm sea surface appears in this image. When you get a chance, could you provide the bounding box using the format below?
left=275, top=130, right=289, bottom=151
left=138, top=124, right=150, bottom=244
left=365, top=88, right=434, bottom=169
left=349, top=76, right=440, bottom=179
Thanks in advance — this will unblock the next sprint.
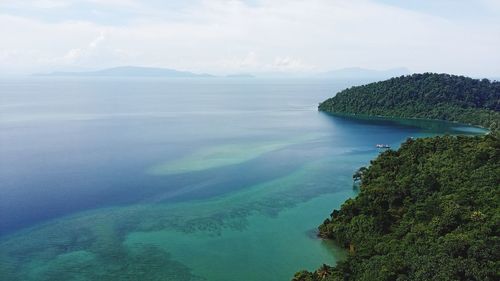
left=0, top=77, right=484, bottom=280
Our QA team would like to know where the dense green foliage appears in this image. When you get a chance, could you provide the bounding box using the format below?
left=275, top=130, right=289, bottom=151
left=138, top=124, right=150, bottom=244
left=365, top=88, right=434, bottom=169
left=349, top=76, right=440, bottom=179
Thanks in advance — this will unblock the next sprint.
left=295, top=135, right=499, bottom=281
left=296, top=74, right=500, bottom=280
left=318, top=73, right=500, bottom=129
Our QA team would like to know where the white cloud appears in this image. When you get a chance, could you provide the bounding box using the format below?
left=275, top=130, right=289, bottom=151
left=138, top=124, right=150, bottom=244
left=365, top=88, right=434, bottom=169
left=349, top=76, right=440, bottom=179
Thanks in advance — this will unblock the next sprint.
left=0, top=0, right=499, bottom=76
left=62, top=31, right=106, bottom=62
left=480, top=0, right=500, bottom=12
left=86, top=0, right=140, bottom=7
left=271, top=57, right=311, bottom=72
left=32, top=0, right=70, bottom=8
left=0, top=0, right=141, bottom=9
left=221, top=52, right=260, bottom=69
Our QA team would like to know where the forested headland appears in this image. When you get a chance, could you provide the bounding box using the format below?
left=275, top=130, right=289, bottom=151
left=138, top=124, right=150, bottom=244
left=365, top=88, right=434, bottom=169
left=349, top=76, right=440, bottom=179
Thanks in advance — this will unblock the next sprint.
left=318, top=73, right=500, bottom=129
left=294, top=74, right=500, bottom=281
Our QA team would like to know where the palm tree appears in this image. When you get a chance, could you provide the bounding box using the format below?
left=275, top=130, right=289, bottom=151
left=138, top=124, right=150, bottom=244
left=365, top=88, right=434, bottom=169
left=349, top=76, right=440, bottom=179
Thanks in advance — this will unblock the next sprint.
left=316, top=264, right=332, bottom=279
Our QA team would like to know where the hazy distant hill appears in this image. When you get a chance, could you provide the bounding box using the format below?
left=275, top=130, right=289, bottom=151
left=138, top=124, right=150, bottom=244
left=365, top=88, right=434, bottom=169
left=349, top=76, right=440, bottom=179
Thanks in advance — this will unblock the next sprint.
left=37, top=66, right=215, bottom=78
left=225, top=73, right=255, bottom=78
left=318, top=67, right=411, bottom=79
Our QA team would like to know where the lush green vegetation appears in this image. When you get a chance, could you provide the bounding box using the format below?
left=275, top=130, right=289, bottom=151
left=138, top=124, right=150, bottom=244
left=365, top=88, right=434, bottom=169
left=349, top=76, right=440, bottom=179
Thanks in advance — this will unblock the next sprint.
left=295, top=134, right=499, bottom=281
left=295, top=74, right=500, bottom=280
left=318, top=73, right=500, bottom=129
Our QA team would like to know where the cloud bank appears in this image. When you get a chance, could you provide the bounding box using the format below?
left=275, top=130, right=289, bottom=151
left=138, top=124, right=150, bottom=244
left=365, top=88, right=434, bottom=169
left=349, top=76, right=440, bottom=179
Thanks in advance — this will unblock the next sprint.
left=0, top=0, right=499, bottom=76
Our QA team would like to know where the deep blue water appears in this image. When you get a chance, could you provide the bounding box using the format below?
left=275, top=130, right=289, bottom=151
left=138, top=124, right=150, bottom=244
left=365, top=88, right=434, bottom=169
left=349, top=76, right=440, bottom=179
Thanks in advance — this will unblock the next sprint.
left=0, top=78, right=379, bottom=234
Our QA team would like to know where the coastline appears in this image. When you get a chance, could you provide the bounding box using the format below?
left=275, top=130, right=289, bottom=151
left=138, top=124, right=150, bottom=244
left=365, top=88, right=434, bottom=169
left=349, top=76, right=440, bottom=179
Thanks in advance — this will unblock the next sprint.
left=1, top=110, right=458, bottom=281
left=299, top=107, right=497, bottom=280
left=312, top=112, right=489, bottom=245
left=319, top=110, right=489, bottom=134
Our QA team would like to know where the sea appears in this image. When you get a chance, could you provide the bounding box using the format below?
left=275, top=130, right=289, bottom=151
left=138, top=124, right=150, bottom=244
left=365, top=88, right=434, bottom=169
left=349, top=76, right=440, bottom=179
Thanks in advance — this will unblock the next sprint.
left=0, top=77, right=485, bottom=281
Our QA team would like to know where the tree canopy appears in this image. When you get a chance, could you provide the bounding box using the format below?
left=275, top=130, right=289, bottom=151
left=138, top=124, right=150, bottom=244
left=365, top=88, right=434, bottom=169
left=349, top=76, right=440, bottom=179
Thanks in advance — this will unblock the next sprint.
left=296, top=135, right=499, bottom=281
left=318, top=73, right=500, bottom=129
left=296, top=73, right=500, bottom=281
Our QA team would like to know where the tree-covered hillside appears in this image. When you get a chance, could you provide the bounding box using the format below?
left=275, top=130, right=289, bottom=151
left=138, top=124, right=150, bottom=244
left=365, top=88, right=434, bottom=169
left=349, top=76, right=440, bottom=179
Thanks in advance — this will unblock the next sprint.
left=318, top=73, right=500, bottom=129
left=294, top=74, right=500, bottom=281
left=294, top=134, right=499, bottom=281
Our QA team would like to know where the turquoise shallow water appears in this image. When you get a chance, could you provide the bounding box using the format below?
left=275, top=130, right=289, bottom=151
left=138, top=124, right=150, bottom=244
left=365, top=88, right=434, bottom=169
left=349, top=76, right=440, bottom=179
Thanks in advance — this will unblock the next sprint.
left=0, top=78, right=485, bottom=280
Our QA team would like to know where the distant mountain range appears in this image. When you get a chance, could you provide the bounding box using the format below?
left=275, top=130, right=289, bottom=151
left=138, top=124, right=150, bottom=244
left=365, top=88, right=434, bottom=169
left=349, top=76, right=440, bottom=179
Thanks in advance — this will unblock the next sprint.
left=36, top=66, right=215, bottom=78
left=317, top=67, right=411, bottom=79
left=34, top=66, right=410, bottom=79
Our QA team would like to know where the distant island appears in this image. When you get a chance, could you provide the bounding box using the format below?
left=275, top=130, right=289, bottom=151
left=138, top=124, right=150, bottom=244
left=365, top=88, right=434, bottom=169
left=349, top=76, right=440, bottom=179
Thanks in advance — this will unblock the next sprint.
left=225, top=73, right=255, bottom=78
left=36, top=66, right=215, bottom=78
left=293, top=74, right=499, bottom=281
left=317, top=67, right=411, bottom=80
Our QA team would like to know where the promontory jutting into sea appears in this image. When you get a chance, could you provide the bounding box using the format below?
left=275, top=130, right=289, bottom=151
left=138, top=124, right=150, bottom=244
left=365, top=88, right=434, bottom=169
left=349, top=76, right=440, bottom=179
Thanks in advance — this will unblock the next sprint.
left=0, top=1, right=499, bottom=281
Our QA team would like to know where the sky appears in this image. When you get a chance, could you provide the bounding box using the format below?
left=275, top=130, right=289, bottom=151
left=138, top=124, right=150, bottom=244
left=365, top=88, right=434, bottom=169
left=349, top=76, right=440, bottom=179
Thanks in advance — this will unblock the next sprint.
left=1, top=0, right=499, bottom=77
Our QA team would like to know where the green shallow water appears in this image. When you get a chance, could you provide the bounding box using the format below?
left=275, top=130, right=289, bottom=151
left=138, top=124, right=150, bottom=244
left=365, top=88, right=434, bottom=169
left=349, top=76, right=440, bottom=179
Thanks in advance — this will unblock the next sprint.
left=125, top=193, right=350, bottom=281
left=1, top=155, right=360, bottom=281
left=147, top=134, right=322, bottom=176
